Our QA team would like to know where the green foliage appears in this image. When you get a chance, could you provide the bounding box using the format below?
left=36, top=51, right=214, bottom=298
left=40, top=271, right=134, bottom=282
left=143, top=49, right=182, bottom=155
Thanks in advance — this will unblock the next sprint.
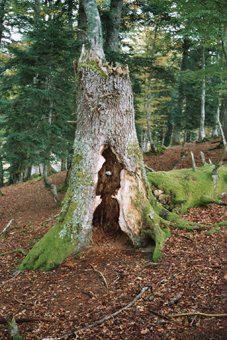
left=0, top=2, right=77, bottom=183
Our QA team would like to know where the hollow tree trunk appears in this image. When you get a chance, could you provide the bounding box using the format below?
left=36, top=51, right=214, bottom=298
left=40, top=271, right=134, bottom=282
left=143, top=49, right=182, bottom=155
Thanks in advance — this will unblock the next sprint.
left=19, top=48, right=167, bottom=270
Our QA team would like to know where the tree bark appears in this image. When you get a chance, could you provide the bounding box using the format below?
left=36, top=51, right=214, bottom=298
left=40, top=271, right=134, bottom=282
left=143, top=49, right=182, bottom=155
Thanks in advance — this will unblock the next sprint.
left=104, top=0, right=123, bottom=52
left=172, top=39, right=190, bottom=145
left=81, top=0, right=105, bottom=59
left=199, top=46, right=206, bottom=141
left=77, top=0, right=87, bottom=44
left=0, top=0, right=7, bottom=46
left=19, top=48, right=167, bottom=270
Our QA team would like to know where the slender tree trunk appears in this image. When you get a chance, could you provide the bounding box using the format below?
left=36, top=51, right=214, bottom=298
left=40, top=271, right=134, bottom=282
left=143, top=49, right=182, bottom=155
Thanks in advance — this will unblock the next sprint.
left=199, top=46, right=206, bottom=141
left=0, top=0, right=7, bottom=46
left=19, top=48, right=167, bottom=270
left=77, top=0, right=87, bottom=43
left=222, top=100, right=227, bottom=140
left=146, top=80, right=156, bottom=152
left=172, top=39, right=190, bottom=145
left=34, top=0, right=40, bottom=25
left=104, top=0, right=123, bottom=52
left=81, top=0, right=105, bottom=59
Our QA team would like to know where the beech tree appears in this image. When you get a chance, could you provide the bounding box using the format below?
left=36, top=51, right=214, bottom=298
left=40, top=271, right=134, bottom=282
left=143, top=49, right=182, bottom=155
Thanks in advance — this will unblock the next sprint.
left=19, top=0, right=170, bottom=270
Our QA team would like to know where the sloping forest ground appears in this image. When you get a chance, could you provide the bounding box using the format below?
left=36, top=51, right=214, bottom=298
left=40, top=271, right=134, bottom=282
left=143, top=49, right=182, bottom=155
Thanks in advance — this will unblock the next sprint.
left=0, top=139, right=227, bottom=340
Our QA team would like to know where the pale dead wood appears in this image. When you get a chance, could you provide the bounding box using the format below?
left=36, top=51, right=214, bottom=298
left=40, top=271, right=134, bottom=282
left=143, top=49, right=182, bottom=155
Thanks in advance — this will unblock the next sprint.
left=145, top=165, right=156, bottom=173
left=6, top=312, right=20, bottom=339
left=0, top=270, right=21, bottom=287
left=170, top=312, right=227, bottom=318
left=50, top=184, right=62, bottom=207
left=189, top=315, right=197, bottom=326
left=200, top=151, right=207, bottom=165
left=91, top=264, right=108, bottom=288
left=191, top=151, right=196, bottom=171
left=41, top=287, right=150, bottom=340
left=1, top=219, right=13, bottom=236
left=168, top=292, right=183, bottom=305
left=34, top=300, right=38, bottom=317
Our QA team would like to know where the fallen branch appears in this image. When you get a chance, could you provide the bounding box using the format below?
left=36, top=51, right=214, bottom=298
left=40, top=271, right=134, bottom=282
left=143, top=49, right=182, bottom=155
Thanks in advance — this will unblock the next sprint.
left=41, top=286, right=150, bottom=340
left=170, top=312, right=227, bottom=318
left=0, top=248, right=26, bottom=257
left=178, top=234, right=194, bottom=242
left=91, top=264, right=108, bottom=288
left=168, top=292, right=183, bottom=305
left=148, top=309, right=169, bottom=320
left=0, top=317, right=55, bottom=324
left=1, top=219, right=13, bottom=236
left=0, top=270, right=21, bottom=287
left=145, top=165, right=156, bottom=173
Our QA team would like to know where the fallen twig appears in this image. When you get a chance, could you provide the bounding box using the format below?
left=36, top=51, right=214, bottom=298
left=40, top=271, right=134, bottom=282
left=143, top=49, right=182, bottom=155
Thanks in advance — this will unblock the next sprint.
left=145, top=165, right=156, bottom=173
left=0, top=317, right=55, bottom=324
left=41, top=286, right=150, bottom=340
left=189, top=315, right=197, bottom=326
left=168, top=292, right=183, bottom=305
left=148, top=309, right=169, bottom=320
left=81, top=291, right=94, bottom=298
left=1, top=219, right=13, bottom=236
left=178, top=234, right=194, bottom=242
left=169, top=312, right=227, bottom=318
left=0, top=270, right=21, bottom=287
left=0, top=248, right=26, bottom=257
left=91, top=264, right=108, bottom=288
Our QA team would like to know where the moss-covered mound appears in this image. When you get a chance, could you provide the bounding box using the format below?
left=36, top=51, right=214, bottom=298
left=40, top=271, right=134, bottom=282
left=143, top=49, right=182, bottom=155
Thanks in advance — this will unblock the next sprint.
left=147, top=165, right=227, bottom=214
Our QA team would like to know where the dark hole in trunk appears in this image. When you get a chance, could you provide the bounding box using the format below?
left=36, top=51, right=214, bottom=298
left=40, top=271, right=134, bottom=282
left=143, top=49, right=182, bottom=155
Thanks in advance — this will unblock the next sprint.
left=93, top=147, right=123, bottom=233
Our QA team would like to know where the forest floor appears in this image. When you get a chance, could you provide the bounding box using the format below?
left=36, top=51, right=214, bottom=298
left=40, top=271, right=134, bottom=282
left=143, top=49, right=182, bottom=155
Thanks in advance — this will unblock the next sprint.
left=0, top=139, right=227, bottom=340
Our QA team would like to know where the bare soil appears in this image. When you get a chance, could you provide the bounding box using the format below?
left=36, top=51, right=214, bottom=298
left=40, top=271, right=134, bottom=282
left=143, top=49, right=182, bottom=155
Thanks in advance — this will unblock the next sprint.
left=0, top=140, right=227, bottom=340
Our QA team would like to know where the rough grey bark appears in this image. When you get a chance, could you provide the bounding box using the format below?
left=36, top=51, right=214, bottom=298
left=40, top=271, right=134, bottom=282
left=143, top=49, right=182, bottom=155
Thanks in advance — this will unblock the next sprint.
left=104, top=0, right=123, bottom=52
left=81, top=0, right=105, bottom=59
left=19, top=49, right=167, bottom=270
left=77, top=0, right=87, bottom=43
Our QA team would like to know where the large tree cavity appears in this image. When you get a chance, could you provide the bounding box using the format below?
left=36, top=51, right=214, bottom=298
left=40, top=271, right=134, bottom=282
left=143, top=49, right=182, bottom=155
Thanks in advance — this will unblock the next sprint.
left=93, top=146, right=123, bottom=232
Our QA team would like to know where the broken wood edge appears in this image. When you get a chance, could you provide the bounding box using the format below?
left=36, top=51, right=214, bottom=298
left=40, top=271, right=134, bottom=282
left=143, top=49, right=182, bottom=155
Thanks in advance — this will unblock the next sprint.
left=41, top=286, right=150, bottom=340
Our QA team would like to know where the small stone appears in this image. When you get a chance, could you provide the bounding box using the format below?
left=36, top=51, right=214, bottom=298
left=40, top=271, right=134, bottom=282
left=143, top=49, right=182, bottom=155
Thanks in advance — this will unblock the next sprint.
left=153, top=189, right=163, bottom=197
